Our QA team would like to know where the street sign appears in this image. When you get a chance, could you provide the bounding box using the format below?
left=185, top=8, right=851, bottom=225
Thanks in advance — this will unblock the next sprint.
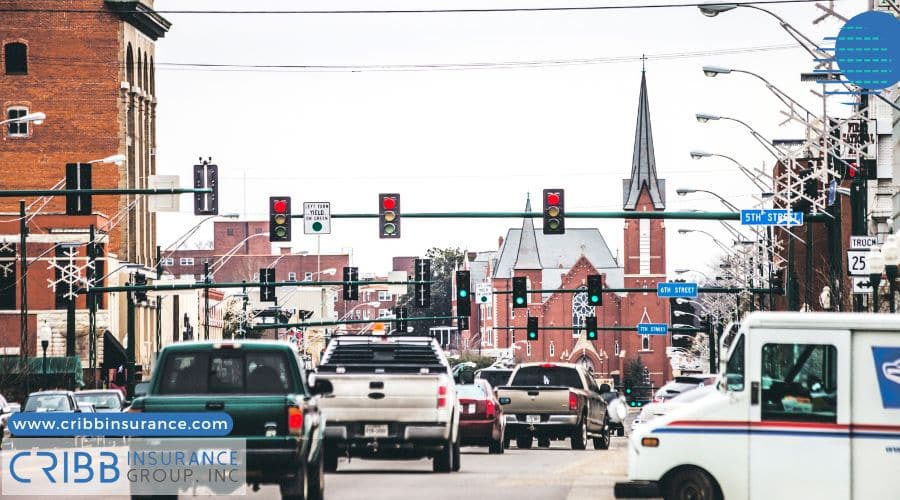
left=847, top=250, right=871, bottom=276
left=303, top=202, right=331, bottom=234
left=475, top=283, right=491, bottom=305
left=148, top=175, right=180, bottom=212
left=636, top=323, right=668, bottom=335
left=657, top=282, right=698, bottom=298
left=852, top=277, right=873, bottom=294
left=740, top=209, right=804, bottom=227
left=850, top=235, right=877, bottom=250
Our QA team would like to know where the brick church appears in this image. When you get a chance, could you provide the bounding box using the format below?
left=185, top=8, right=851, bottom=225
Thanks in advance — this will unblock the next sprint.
left=471, top=71, right=671, bottom=388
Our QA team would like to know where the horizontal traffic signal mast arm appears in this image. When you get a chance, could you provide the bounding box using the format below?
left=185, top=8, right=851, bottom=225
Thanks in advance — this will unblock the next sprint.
left=79, top=279, right=431, bottom=294
left=494, top=325, right=706, bottom=332
left=294, top=211, right=829, bottom=221
left=493, top=287, right=781, bottom=294
left=0, top=187, right=212, bottom=197
left=252, top=315, right=460, bottom=331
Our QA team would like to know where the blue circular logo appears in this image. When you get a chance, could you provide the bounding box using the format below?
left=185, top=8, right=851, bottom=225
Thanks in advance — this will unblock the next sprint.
left=835, top=11, right=900, bottom=90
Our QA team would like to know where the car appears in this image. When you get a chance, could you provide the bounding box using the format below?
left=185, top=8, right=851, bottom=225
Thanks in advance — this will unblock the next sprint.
left=129, top=340, right=333, bottom=499
left=475, top=368, right=513, bottom=391
left=600, top=391, right=629, bottom=437
left=74, top=389, right=125, bottom=412
left=652, top=375, right=717, bottom=403
left=0, top=394, right=13, bottom=447
left=76, top=402, right=96, bottom=413
left=23, top=391, right=80, bottom=412
left=632, top=384, right=717, bottom=430
left=457, top=379, right=505, bottom=454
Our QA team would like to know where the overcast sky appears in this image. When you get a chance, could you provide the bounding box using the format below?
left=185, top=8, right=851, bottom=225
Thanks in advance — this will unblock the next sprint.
left=154, top=0, right=869, bottom=277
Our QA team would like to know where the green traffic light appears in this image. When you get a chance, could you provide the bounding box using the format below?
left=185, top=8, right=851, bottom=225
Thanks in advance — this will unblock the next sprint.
left=459, top=290, right=468, bottom=298
left=590, top=295, right=599, bottom=303
left=625, top=388, right=632, bottom=394
left=587, top=331, right=597, bottom=340
left=528, top=332, right=537, bottom=340
left=515, top=297, right=524, bottom=305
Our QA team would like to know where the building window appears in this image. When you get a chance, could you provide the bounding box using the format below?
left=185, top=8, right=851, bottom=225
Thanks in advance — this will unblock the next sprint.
left=4, top=42, right=27, bottom=74
left=161, top=257, right=174, bottom=266
left=641, top=335, right=650, bottom=351
left=526, top=342, right=531, bottom=357
left=6, top=107, right=29, bottom=137
left=614, top=340, right=620, bottom=356
left=254, top=227, right=262, bottom=234
left=378, top=290, right=391, bottom=301
left=287, top=272, right=297, bottom=281
left=303, top=272, right=313, bottom=281
left=549, top=341, right=555, bottom=357
left=485, top=304, right=492, bottom=319
left=226, top=228, right=234, bottom=236
left=571, top=286, right=595, bottom=338
left=179, top=257, right=194, bottom=266
left=378, top=308, right=392, bottom=318
left=363, top=309, right=370, bottom=320
left=0, top=243, right=16, bottom=310
left=484, top=328, right=493, bottom=346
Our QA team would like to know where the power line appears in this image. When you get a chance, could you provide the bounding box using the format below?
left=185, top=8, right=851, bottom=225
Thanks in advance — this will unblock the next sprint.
left=0, top=0, right=825, bottom=15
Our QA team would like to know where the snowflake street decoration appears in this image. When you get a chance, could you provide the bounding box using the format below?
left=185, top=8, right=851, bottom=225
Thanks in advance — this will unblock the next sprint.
left=0, top=241, right=15, bottom=278
left=47, top=246, right=94, bottom=301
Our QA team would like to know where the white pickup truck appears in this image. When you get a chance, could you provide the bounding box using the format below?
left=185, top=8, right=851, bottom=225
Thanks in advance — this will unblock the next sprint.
left=315, top=336, right=461, bottom=473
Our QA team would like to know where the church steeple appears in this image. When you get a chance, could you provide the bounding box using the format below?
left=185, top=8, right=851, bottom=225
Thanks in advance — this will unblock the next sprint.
left=514, top=195, right=542, bottom=270
left=622, top=70, right=665, bottom=211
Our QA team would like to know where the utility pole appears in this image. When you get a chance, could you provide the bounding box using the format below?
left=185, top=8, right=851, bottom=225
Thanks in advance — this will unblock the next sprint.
left=19, top=201, right=28, bottom=364
left=204, top=261, right=210, bottom=340
left=87, top=224, right=98, bottom=387
left=155, top=245, right=162, bottom=358
left=126, top=275, right=136, bottom=400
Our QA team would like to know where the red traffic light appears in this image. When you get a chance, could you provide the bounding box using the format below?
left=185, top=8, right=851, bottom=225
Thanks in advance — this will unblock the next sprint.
left=546, top=192, right=560, bottom=205
left=382, top=197, right=396, bottom=210
left=273, top=199, right=288, bottom=213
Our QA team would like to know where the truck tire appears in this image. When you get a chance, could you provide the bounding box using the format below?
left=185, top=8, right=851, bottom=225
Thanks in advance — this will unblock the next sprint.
left=452, top=440, right=461, bottom=472
left=537, top=437, right=551, bottom=448
left=592, top=417, right=611, bottom=450
left=663, top=467, right=722, bottom=500
left=279, top=462, right=308, bottom=500
left=570, top=418, right=587, bottom=450
left=516, top=434, right=533, bottom=449
left=503, top=434, right=511, bottom=449
left=307, top=452, right=325, bottom=500
left=433, top=440, right=454, bottom=473
left=323, top=447, right=339, bottom=473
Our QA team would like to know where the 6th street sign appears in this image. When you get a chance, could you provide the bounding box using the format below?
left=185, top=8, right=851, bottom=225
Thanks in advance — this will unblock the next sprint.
left=303, top=202, right=331, bottom=234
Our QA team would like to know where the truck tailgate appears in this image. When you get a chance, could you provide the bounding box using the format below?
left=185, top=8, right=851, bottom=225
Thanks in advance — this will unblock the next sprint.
left=497, top=386, right=571, bottom=414
left=140, top=395, right=290, bottom=437
left=318, top=374, right=444, bottom=422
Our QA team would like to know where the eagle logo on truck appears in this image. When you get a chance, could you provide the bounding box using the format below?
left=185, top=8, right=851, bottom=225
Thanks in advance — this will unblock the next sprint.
left=872, top=347, right=900, bottom=409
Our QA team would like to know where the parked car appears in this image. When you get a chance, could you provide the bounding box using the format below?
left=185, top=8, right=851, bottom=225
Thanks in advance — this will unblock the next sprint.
left=76, top=402, right=96, bottom=413
left=23, top=391, right=80, bottom=412
left=497, top=362, right=611, bottom=450
left=652, top=375, right=717, bottom=403
left=74, top=389, right=125, bottom=412
left=632, top=384, right=717, bottom=430
left=129, top=340, right=333, bottom=499
left=475, top=368, right=514, bottom=391
left=316, top=335, right=461, bottom=473
left=600, top=391, right=629, bottom=437
left=0, top=394, right=13, bottom=447
left=457, top=379, right=505, bottom=454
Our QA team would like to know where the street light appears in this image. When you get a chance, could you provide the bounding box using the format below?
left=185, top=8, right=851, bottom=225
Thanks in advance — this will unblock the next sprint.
left=689, top=150, right=771, bottom=192
left=160, top=212, right=240, bottom=266
left=698, top=3, right=737, bottom=17
left=869, top=248, right=885, bottom=312
left=695, top=112, right=782, bottom=160
left=0, top=111, right=45, bottom=126
left=87, top=154, right=127, bottom=166
left=678, top=229, right=738, bottom=256
left=700, top=66, right=816, bottom=120
left=38, top=321, right=52, bottom=389
left=676, top=188, right=740, bottom=212
left=675, top=269, right=711, bottom=280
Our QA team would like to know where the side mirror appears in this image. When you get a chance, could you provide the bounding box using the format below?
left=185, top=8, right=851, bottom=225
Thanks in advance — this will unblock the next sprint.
left=599, top=383, right=611, bottom=394
left=498, top=397, right=511, bottom=405
left=312, top=379, right=333, bottom=396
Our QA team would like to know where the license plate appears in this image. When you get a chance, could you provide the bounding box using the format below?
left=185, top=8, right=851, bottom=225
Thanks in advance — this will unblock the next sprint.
left=526, top=414, right=541, bottom=424
left=467, top=404, right=476, bottom=414
left=364, top=424, right=389, bottom=438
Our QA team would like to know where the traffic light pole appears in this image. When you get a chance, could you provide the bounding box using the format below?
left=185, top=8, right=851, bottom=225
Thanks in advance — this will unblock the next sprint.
left=296, top=210, right=830, bottom=222
left=204, top=262, right=210, bottom=340
left=0, top=187, right=212, bottom=197
left=126, top=275, right=135, bottom=401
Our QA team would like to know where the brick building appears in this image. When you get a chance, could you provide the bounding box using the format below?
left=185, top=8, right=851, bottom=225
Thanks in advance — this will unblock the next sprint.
left=0, top=0, right=169, bottom=388
left=466, top=72, right=672, bottom=387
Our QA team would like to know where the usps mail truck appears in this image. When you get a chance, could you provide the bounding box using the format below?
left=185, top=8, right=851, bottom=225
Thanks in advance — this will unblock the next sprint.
left=616, top=312, right=900, bottom=500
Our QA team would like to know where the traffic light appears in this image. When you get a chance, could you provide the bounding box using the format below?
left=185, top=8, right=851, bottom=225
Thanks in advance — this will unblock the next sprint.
left=342, top=266, right=358, bottom=301
left=527, top=316, right=539, bottom=341
left=133, top=272, right=148, bottom=303
left=456, top=270, right=471, bottom=317
left=379, top=193, right=401, bottom=238
left=65, top=163, right=92, bottom=216
left=512, top=276, right=527, bottom=308
left=587, top=274, right=602, bottom=306
left=193, top=162, right=219, bottom=215
left=458, top=316, right=469, bottom=332
left=542, top=189, right=565, bottom=235
left=393, top=306, right=408, bottom=334
left=259, top=268, right=276, bottom=302
left=414, top=258, right=431, bottom=308
left=585, top=316, right=598, bottom=340
left=269, top=197, right=292, bottom=242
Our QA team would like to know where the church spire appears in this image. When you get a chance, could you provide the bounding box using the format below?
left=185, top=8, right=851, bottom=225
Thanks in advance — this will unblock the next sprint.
left=622, top=70, right=665, bottom=211
left=514, top=194, right=542, bottom=270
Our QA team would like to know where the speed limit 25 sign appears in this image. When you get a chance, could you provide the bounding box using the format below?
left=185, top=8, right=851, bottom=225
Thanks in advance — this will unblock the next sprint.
left=847, top=250, right=870, bottom=276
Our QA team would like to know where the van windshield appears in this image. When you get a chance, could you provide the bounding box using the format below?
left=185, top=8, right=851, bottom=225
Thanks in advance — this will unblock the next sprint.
left=724, top=335, right=745, bottom=391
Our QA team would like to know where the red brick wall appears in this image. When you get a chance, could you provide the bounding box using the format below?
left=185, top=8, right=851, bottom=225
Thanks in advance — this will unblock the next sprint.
left=0, top=312, right=37, bottom=355
left=213, top=221, right=272, bottom=256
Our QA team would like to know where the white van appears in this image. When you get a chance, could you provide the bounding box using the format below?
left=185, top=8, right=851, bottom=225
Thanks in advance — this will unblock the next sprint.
left=616, top=312, right=900, bottom=500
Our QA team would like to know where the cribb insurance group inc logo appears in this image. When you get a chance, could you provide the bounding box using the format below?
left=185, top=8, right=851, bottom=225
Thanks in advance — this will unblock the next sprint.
left=834, top=11, right=900, bottom=91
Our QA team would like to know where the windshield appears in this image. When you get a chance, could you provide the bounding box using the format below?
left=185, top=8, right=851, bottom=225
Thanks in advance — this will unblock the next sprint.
left=74, top=393, right=121, bottom=409
left=457, top=384, right=487, bottom=399
left=511, top=366, right=582, bottom=388
left=24, top=395, right=71, bottom=412
left=724, top=335, right=745, bottom=391
left=477, top=370, right=512, bottom=388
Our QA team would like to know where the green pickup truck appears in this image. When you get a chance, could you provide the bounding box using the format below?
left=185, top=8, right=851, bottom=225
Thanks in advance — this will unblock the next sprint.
left=129, top=340, right=332, bottom=500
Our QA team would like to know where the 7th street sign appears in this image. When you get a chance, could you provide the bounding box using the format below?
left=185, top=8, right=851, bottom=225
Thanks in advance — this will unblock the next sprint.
left=303, top=202, right=331, bottom=234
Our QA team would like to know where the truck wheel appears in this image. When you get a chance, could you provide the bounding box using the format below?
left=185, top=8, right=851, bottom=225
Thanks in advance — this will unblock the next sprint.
left=433, top=440, right=453, bottom=473
left=570, top=418, right=587, bottom=450
left=279, top=462, right=308, bottom=500
left=663, top=467, right=722, bottom=500
left=537, top=437, right=551, bottom=448
left=592, top=417, right=611, bottom=450
left=515, top=434, right=533, bottom=449
left=307, top=451, right=325, bottom=500
left=323, top=447, right=339, bottom=473
left=452, top=440, right=461, bottom=472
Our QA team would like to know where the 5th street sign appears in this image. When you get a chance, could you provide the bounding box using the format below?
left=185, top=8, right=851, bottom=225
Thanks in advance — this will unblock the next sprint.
left=303, top=202, right=331, bottom=234
left=740, top=209, right=803, bottom=226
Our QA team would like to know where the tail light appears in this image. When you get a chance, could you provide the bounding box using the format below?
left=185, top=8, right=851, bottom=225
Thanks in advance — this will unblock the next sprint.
left=438, top=385, right=448, bottom=408
left=485, top=399, right=496, bottom=419
left=288, top=406, right=303, bottom=436
left=568, top=391, right=578, bottom=411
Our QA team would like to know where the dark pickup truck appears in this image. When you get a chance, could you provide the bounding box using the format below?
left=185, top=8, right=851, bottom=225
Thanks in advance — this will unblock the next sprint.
left=129, top=340, right=332, bottom=500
